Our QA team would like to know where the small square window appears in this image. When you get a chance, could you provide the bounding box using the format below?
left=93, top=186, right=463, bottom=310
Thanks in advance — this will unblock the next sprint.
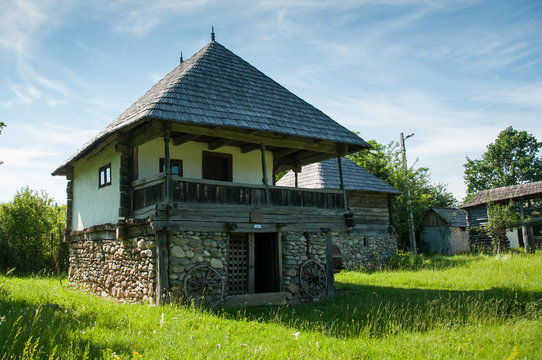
left=99, top=163, right=112, bottom=188
left=160, top=158, right=183, bottom=176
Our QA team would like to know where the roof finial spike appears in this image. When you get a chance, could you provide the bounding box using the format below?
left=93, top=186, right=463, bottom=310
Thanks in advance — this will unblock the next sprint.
left=211, top=26, right=215, bottom=42
left=180, top=51, right=184, bottom=64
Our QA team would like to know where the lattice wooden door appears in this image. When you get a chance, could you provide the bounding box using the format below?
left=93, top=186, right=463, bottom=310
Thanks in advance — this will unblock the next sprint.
left=227, top=233, right=249, bottom=295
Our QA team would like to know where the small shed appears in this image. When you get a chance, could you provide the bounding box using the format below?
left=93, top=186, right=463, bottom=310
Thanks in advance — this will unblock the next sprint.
left=420, top=208, right=469, bottom=255
left=277, top=157, right=401, bottom=269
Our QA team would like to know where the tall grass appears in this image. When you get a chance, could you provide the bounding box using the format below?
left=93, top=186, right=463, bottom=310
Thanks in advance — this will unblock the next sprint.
left=1, top=252, right=541, bottom=359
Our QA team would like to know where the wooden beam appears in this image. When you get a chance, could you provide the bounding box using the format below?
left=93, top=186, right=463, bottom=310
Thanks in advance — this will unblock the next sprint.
left=241, top=143, right=261, bottom=154
left=208, top=138, right=233, bottom=150
left=169, top=123, right=340, bottom=154
left=172, top=133, right=199, bottom=146
left=273, top=148, right=298, bottom=159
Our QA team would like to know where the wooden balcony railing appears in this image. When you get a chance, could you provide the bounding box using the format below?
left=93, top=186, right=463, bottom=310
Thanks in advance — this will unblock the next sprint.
left=132, top=176, right=344, bottom=212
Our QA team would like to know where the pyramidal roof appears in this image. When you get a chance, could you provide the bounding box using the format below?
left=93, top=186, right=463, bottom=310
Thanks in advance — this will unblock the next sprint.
left=276, top=157, right=400, bottom=195
left=53, top=40, right=369, bottom=175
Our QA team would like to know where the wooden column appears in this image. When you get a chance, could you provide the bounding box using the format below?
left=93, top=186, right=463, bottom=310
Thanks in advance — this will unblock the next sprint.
left=64, top=167, right=74, bottom=241
left=324, top=229, right=335, bottom=297
left=117, top=134, right=132, bottom=218
left=248, top=233, right=255, bottom=294
left=337, top=156, right=348, bottom=210
left=164, top=132, right=172, bottom=204
left=261, top=144, right=270, bottom=206
left=155, top=230, right=170, bottom=305
left=294, top=171, right=299, bottom=188
left=520, top=200, right=531, bottom=253
left=277, top=232, right=284, bottom=291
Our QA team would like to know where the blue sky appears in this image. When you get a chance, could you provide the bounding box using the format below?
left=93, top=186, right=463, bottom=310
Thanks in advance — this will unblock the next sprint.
left=1, top=0, right=541, bottom=204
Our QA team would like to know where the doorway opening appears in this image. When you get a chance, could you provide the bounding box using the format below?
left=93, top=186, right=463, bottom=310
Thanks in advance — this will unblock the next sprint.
left=227, top=232, right=281, bottom=295
left=254, top=233, right=279, bottom=293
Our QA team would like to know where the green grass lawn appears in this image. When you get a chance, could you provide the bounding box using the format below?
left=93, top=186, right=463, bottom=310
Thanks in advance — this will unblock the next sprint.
left=1, top=252, right=541, bottom=359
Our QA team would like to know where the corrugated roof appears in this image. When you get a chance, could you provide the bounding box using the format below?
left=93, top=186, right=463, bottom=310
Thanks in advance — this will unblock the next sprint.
left=53, top=41, right=369, bottom=175
left=461, top=181, right=542, bottom=208
left=276, top=157, right=401, bottom=194
left=431, top=208, right=467, bottom=227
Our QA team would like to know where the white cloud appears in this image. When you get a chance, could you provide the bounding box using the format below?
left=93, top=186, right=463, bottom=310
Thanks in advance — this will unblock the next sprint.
left=107, top=0, right=217, bottom=35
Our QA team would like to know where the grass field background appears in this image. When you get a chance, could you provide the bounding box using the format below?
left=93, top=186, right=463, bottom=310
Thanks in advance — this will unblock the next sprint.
left=1, top=252, right=541, bottom=359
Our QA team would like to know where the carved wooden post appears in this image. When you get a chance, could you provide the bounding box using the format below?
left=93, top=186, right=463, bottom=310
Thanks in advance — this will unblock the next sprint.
left=261, top=144, right=270, bottom=206
left=337, top=156, right=348, bottom=210
left=155, top=229, right=170, bottom=305
left=164, top=131, right=172, bottom=204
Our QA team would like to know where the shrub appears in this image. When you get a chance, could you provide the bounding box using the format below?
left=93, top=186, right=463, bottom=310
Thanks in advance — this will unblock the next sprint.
left=0, top=187, right=66, bottom=273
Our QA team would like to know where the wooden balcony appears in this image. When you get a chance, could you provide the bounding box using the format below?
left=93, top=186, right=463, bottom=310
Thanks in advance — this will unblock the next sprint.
left=131, top=175, right=344, bottom=213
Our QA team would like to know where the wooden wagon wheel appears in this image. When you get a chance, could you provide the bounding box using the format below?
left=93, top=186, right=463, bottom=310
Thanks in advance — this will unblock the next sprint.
left=183, top=264, right=225, bottom=307
left=299, top=259, right=328, bottom=298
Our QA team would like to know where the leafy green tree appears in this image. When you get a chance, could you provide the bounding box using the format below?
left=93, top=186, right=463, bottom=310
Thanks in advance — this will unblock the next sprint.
left=348, top=140, right=457, bottom=251
left=464, top=127, right=542, bottom=197
left=0, top=187, right=67, bottom=273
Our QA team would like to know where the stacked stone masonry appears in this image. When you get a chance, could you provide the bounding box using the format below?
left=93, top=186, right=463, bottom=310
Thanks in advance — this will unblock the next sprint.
left=68, top=224, right=156, bottom=303
left=282, top=231, right=328, bottom=302
left=333, top=229, right=397, bottom=270
left=168, top=231, right=228, bottom=300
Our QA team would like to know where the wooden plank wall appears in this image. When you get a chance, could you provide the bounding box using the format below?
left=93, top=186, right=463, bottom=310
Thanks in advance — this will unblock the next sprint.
left=347, top=191, right=390, bottom=227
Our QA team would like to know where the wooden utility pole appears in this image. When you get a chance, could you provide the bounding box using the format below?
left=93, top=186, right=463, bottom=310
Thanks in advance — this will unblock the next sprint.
left=400, top=132, right=417, bottom=255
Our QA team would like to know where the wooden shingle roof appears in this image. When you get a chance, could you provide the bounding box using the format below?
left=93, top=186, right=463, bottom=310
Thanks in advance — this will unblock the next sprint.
left=461, top=181, right=542, bottom=208
left=431, top=208, right=468, bottom=227
left=276, top=157, right=401, bottom=195
left=53, top=41, right=369, bottom=175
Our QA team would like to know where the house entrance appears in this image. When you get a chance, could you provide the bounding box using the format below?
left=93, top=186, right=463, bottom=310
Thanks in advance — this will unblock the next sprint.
left=227, top=232, right=280, bottom=295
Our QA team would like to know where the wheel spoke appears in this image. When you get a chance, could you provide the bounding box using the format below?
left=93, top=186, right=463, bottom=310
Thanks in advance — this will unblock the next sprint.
left=184, top=264, right=224, bottom=307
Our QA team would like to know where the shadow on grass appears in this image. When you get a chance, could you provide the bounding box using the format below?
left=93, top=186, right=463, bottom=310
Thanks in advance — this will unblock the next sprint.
left=218, top=283, right=542, bottom=339
left=0, top=291, right=134, bottom=359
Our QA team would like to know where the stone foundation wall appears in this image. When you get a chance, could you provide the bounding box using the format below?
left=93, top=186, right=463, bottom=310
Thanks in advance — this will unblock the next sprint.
left=168, top=231, right=228, bottom=298
left=333, top=230, right=397, bottom=270
left=68, top=224, right=395, bottom=304
left=282, top=231, right=327, bottom=302
left=68, top=224, right=156, bottom=303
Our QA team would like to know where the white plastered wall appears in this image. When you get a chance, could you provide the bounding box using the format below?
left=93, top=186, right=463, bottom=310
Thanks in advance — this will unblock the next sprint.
left=72, top=142, right=120, bottom=230
left=449, top=227, right=470, bottom=254
left=506, top=229, right=520, bottom=248
left=137, top=137, right=273, bottom=184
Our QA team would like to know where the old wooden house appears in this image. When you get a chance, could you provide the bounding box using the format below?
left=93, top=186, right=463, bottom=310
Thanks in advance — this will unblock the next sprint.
left=460, top=181, right=542, bottom=251
left=419, top=208, right=469, bottom=255
left=52, top=36, right=373, bottom=306
left=276, top=157, right=400, bottom=269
